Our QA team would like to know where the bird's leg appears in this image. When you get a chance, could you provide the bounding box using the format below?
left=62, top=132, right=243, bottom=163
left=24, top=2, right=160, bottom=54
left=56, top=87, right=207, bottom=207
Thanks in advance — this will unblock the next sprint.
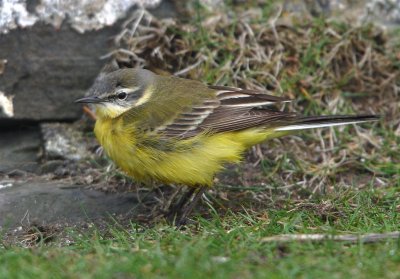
left=175, top=187, right=207, bottom=226
left=166, top=187, right=196, bottom=221
left=159, top=185, right=181, bottom=213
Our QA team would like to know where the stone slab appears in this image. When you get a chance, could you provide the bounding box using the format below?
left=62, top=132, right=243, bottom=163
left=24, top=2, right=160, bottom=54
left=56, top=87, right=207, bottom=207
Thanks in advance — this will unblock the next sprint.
left=0, top=179, right=141, bottom=229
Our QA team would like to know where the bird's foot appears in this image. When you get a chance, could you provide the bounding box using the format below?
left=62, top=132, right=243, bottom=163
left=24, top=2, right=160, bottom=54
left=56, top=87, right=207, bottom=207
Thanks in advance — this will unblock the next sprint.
left=165, top=187, right=206, bottom=227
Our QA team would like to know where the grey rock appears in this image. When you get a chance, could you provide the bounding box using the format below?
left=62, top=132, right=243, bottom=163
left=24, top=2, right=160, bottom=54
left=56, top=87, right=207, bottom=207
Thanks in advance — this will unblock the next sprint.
left=283, top=1, right=400, bottom=28
left=0, top=22, right=121, bottom=121
left=0, top=1, right=177, bottom=122
left=40, top=160, right=66, bottom=174
left=0, top=0, right=162, bottom=34
left=41, top=122, right=90, bottom=161
left=0, top=126, right=41, bottom=173
left=0, top=90, right=13, bottom=117
left=365, top=0, right=400, bottom=27
left=0, top=179, right=141, bottom=228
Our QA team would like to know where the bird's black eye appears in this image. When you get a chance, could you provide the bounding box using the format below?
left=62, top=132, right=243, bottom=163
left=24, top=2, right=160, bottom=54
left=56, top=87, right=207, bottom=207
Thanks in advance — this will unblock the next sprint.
left=117, top=91, right=127, bottom=100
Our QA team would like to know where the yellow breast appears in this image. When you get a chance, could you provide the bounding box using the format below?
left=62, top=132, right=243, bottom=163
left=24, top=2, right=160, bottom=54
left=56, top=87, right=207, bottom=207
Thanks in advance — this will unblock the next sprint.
left=94, top=117, right=274, bottom=187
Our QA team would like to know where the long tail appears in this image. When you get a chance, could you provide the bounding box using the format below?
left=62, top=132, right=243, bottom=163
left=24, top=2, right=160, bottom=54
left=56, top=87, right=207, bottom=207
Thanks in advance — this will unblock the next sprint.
left=274, top=115, right=379, bottom=132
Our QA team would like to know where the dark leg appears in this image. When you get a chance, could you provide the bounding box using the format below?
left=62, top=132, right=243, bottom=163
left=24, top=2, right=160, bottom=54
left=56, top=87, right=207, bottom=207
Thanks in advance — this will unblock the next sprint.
left=175, top=187, right=206, bottom=226
left=166, top=187, right=207, bottom=226
left=166, top=187, right=196, bottom=220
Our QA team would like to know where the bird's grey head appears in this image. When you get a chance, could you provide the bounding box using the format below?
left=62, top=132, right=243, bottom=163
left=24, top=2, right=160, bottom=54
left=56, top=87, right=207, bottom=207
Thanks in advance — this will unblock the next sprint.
left=75, top=68, right=155, bottom=118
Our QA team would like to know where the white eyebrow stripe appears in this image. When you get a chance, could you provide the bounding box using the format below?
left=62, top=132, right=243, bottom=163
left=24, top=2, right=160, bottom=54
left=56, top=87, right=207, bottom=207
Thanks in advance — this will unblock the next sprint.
left=116, top=87, right=141, bottom=94
left=134, top=85, right=153, bottom=106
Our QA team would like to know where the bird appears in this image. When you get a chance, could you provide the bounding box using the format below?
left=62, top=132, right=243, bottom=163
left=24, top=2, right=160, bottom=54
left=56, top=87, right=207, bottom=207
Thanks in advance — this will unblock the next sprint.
left=75, top=66, right=378, bottom=224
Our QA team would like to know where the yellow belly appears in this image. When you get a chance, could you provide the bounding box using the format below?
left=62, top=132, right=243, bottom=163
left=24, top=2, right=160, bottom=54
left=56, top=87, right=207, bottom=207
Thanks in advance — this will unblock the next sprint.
left=94, top=118, right=277, bottom=187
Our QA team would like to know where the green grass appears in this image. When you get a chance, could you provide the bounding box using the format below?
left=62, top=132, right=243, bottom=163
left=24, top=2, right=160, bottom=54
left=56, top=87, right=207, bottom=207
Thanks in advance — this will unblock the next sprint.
left=1, top=187, right=399, bottom=279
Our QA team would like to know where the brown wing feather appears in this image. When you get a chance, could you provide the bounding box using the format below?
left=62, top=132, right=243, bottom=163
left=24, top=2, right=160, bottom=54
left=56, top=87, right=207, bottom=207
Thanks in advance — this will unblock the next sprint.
left=159, top=86, right=292, bottom=138
left=197, top=108, right=295, bottom=133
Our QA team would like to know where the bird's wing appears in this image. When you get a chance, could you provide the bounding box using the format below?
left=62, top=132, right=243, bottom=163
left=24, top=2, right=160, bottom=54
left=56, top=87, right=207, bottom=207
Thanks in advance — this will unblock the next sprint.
left=157, top=85, right=294, bottom=138
left=120, top=75, right=377, bottom=141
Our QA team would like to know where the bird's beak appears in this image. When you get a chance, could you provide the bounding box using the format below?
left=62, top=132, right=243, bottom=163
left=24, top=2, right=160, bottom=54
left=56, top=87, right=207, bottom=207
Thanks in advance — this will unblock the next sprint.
left=74, top=96, right=103, bottom=104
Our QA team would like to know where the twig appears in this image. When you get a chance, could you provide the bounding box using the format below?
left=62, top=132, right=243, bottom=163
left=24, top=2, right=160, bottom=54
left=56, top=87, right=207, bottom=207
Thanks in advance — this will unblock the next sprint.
left=174, top=56, right=206, bottom=76
left=83, top=105, right=97, bottom=121
left=128, top=9, right=145, bottom=38
left=261, top=232, right=400, bottom=244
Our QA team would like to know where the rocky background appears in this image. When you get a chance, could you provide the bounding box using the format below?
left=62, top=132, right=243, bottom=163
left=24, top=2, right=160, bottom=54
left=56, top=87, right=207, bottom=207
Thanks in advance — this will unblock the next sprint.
left=0, top=0, right=399, bottom=231
left=0, top=0, right=177, bottom=229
